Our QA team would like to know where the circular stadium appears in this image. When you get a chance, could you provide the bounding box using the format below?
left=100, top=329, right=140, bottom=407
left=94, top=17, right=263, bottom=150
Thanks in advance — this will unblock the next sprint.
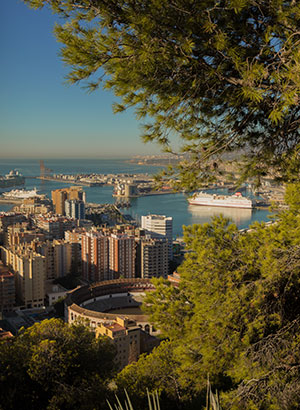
left=65, top=278, right=157, bottom=334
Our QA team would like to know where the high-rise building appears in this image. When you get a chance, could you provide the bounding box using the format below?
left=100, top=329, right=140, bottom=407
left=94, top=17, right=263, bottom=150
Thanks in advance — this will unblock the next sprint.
left=53, top=240, right=73, bottom=278
left=82, top=231, right=109, bottom=282
left=109, top=234, right=135, bottom=279
left=81, top=231, right=136, bottom=282
left=32, top=240, right=55, bottom=280
left=51, top=190, right=67, bottom=216
left=65, top=228, right=85, bottom=274
left=65, top=199, right=85, bottom=220
left=52, top=187, right=85, bottom=215
left=141, top=238, right=168, bottom=279
left=141, top=214, right=173, bottom=260
left=33, top=238, right=80, bottom=279
left=2, top=249, right=46, bottom=308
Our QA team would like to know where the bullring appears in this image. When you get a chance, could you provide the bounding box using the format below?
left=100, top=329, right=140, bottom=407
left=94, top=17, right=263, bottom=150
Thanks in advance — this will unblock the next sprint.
left=65, top=278, right=157, bottom=334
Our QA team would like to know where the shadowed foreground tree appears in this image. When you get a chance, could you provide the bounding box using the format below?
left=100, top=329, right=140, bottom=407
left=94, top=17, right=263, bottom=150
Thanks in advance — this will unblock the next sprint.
left=115, top=190, right=300, bottom=409
left=0, top=319, right=116, bottom=410
left=116, top=341, right=184, bottom=408
left=24, top=0, right=300, bottom=187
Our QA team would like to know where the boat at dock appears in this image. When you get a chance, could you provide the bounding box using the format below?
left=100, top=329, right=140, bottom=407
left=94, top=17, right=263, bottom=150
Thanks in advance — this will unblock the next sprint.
left=188, top=192, right=253, bottom=209
left=2, top=188, right=40, bottom=200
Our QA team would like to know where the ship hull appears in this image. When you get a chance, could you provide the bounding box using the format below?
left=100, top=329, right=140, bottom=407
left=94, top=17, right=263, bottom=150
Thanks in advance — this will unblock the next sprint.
left=188, top=192, right=253, bottom=209
left=188, top=199, right=252, bottom=209
left=2, top=188, right=39, bottom=200
left=0, top=178, right=25, bottom=188
left=0, top=170, right=25, bottom=188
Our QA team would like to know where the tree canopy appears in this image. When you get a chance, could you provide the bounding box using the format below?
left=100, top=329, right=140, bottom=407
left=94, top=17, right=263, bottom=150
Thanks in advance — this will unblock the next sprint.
left=116, top=195, right=300, bottom=409
left=24, top=0, right=300, bottom=187
left=0, top=319, right=116, bottom=410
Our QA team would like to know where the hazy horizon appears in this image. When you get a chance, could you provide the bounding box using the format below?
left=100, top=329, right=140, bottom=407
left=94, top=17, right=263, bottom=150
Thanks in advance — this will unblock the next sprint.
left=0, top=154, right=150, bottom=160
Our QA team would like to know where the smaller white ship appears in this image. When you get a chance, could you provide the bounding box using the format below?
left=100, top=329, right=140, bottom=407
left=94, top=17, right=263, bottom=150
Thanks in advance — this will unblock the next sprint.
left=2, top=188, right=40, bottom=199
left=188, top=192, right=253, bottom=209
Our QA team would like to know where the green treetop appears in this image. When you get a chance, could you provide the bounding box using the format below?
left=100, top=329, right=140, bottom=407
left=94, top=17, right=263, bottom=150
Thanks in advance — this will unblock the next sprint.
left=116, top=199, right=300, bottom=408
left=24, top=0, right=300, bottom=187
left=0, top=318, right=116, bottom=410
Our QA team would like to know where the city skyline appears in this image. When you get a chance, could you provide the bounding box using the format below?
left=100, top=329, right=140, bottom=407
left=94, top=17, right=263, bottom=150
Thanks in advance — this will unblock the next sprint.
left=0, top=0, right=165, bottom=159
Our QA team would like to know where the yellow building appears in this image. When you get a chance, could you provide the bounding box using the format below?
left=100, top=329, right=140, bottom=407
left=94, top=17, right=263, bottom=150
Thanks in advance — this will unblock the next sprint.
left=96, top=317, right=141, bottom=369
left=53, top=239, right=73, bottom=278
left=1, top=247, right=46, bottom=308
left=16, top=252, right=45, bottom=308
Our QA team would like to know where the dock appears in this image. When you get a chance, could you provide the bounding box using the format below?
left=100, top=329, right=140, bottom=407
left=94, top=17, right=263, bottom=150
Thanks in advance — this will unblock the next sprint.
left=0, top=198, right=23, bottom=205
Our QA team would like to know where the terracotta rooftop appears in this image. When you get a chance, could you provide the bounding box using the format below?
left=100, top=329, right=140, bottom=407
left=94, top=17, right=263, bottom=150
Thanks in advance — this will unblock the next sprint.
left=0, top=328, right=13, bottom=339
left=104, top=323, right=126, bottom=332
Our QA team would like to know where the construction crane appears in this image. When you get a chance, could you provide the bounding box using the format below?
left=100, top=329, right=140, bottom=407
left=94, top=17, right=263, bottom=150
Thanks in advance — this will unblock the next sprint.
left=40, top=160, right=53, bottom=179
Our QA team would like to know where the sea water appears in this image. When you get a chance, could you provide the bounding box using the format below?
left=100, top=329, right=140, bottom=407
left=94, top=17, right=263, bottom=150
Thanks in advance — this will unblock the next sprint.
left=0, top=158, right=271, bottom=237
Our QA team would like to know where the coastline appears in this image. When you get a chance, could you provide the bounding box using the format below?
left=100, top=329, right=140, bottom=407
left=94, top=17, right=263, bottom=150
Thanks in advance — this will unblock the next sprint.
left=0, top=159, right=272, bottom=235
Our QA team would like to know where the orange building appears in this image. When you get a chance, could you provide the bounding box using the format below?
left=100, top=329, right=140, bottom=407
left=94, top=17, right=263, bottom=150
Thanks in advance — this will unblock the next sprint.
left=82, top=231, right=109, bottom=282
left=109, top=234, right=135, bottom=279
left=51, top=187, right=85, bottom=215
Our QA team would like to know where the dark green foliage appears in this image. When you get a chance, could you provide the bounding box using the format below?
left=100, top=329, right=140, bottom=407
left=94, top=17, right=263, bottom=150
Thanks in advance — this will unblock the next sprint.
left=23, top=0, right=300, bottom=187
left=53, top=272, right=81, bottom=290
left=0, top=319, right=116, bottom=410
left=115, top=190, right=300, bottom=409
left=116, top=341, right=183, bottom=404
left=52, top=296, right=66, bottom=317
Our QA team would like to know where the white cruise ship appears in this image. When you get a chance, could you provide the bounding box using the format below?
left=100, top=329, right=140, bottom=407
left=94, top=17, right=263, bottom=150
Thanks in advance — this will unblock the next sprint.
left=188, top=192, right=253, bottom=209
left=2, top=188, right=39, bottom=199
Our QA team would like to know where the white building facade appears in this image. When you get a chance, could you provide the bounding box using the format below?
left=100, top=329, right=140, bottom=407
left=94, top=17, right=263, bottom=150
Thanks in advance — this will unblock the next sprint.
left=141, top=214, right=173, bottom=260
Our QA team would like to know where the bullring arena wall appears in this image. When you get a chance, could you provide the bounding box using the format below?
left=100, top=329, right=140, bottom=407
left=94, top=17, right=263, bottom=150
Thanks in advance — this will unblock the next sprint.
left=65, top=278, right=157, bottom=334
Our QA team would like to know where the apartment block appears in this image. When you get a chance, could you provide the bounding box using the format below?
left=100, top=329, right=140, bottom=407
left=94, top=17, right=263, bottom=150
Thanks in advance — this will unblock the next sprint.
left=53, top=240, right=73, bottom=277
left=65, top=199, right=85, bottom=220
left=141, top=238, right=168, bottom=279
left=52, top=187, right=86, bottom=215
left=32, top=241, right=55, bottom=280
left=33, top=239, right=79, bottom=279
left=141, top=214, right=173, bottom=260
left=109, top=234, right=135, bottom=279
left=2, top=248, right=46, bottom=308
left=82, top=231, right=109, bottom=282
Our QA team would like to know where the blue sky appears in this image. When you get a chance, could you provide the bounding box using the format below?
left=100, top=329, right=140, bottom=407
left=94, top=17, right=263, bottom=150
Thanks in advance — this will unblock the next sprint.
left=0, top=0, right=163, bottom=158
